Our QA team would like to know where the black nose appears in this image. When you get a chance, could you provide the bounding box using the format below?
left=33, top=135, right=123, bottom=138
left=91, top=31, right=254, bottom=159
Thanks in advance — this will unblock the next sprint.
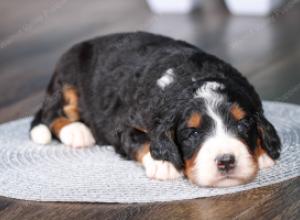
left=216, top=154, right=235, bottom=172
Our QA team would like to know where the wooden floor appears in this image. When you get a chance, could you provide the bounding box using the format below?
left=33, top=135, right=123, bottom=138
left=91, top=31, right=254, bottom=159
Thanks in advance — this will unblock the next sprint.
left=0, top=0, right=299, bottom=219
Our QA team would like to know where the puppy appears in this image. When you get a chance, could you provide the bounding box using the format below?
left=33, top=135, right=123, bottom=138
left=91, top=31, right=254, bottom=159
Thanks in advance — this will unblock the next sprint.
left=30, top=32, right=281, bottom=187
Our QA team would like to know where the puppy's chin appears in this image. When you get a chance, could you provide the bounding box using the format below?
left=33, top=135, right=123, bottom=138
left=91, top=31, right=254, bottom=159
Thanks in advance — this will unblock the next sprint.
left=208, top=177, right=246, bottom=187
left=188, top=170, right=258, bottom=188
left=192, top=174, right=257, bottom=188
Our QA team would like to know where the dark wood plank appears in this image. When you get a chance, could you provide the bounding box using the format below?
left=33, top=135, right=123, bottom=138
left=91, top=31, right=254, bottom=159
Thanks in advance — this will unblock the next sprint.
left=0, top=177, right=298, bottom=220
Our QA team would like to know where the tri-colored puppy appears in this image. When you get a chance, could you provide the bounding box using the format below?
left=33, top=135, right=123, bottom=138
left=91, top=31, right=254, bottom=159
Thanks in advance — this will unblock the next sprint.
left=30, top=32, right=281, bottom=187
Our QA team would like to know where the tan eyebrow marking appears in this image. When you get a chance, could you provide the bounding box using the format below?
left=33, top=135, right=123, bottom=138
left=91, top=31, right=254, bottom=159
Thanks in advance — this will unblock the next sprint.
left=230, top=103, right=246, bottom=121
left=187, top=112, right=202, bottom=128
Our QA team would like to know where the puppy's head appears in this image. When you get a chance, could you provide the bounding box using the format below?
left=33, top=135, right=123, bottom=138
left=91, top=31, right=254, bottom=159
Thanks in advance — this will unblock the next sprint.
left=150, top=81, right=281, bottom=187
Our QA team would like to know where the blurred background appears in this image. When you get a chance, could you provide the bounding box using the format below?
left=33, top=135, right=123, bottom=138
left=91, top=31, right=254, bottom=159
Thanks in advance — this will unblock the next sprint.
left=0, top=0, right=299, bottom=123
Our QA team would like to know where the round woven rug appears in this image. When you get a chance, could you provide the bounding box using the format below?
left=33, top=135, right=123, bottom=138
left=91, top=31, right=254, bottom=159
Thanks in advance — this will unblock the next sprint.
left=0, top=101, right=299, bottom=203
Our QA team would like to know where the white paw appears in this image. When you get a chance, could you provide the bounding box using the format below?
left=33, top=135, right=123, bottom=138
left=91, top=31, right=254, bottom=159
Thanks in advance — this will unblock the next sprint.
left=30, top=124, right=52, bottom=145
left=142, top=152, right=181, bottom=180
left=59, top=122, right=95, bottom=148
left=258, top=153, right=275, bottom=169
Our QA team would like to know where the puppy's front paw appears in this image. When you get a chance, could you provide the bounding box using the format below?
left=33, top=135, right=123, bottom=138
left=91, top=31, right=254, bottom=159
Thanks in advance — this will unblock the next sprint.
left=258, top=153, right=275, bottom=169
left=142, top=152, right=181, bottom=180
left=59, top=122, right=95, bottom=148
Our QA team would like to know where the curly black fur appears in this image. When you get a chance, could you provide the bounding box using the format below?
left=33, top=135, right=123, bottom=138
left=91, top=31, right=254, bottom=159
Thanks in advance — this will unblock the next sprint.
left=30, top=31, right=281, bottom=171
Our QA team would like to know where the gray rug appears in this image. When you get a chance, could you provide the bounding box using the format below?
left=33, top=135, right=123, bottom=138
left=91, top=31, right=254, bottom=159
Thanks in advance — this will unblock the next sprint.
left=0, top=101, right=299, bottom=203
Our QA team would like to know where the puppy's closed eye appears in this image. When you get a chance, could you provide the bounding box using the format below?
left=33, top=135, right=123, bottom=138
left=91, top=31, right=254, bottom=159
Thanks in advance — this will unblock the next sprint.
left=237, top=119, right=250, bottom=133
left=183, top=128, right=199, bottom=139
left=237, top=118, right=255, bottom=134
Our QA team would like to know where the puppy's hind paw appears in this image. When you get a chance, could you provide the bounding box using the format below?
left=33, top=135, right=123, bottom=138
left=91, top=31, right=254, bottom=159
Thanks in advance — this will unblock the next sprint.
left=59, top=122, right=95, bottom=148
left=30, top=124, right=52, bottom=145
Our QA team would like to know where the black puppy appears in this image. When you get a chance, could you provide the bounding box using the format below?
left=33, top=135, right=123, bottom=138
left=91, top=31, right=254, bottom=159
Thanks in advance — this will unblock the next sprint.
left=30, top=32, right=281, bottom=187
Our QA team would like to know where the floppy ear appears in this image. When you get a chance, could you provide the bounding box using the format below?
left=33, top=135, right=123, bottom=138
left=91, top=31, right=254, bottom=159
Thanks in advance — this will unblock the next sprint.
left=256, top=113, right=281, bottom=160
left=150, top=129, right=183, bottom=170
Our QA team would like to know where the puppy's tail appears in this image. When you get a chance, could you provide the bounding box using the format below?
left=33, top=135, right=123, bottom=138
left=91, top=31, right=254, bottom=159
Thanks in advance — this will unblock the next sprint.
left=30, top=109, right=52, bottom=145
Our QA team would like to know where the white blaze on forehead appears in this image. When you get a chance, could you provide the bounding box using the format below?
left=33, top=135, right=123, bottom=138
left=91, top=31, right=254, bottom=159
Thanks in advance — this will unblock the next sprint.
left=194, top=82, right=226, bottom=136
left=194, top=82, right=225, bottom=103
left=157, top=68, right=175, bottom=89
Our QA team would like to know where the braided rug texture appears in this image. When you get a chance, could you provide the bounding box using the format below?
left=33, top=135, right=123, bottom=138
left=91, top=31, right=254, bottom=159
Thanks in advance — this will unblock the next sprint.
left=0, top=101, right=299, bottom=203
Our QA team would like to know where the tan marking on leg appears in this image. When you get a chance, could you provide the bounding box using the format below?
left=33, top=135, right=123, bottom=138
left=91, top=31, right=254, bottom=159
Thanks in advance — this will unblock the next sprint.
left=50, top=117, right=72, bottom=137
left=135, top=143, right=150, bottom=163
left=63, top=85, right=80, bottom=121
left=187, top=112, right=202, bottom=128
left=230, top=103, right=246, bottom=121
left=255, top=139, right=265, bottom=158
left=184, top=152, right=198, bottom=184
left=63, top=105, right=79, bottom=121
